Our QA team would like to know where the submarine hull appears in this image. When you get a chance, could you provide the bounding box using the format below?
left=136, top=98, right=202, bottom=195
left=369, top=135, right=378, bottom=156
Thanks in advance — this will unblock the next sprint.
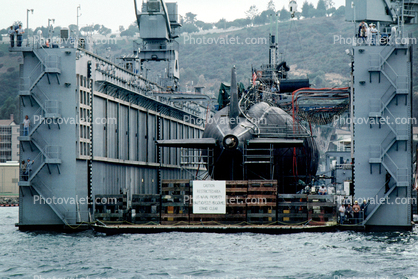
left=202, top=102, right=319, bottom=192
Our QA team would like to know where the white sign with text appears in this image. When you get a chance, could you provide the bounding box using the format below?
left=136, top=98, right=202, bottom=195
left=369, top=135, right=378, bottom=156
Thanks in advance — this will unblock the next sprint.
left=193, top=181, right=226, bottom=214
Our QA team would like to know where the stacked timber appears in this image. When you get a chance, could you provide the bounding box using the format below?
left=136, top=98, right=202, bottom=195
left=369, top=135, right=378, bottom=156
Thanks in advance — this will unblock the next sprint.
left=277, top=194, right=338, bottom=225
left=161, top=180, right=191, bottom=225
left=93, top=180, right=338, bottom=226
left=246, top=180, right=277, bottom=224
left=94, top=194, right=127, bottom=221
left=277, top=194, right=309, bottom=223
left=132, top=194, right=160, bottom=224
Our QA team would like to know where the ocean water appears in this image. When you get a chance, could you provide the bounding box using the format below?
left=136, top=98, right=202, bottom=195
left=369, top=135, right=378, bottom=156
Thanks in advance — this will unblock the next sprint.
left=1, top=207, right=418, bottom=279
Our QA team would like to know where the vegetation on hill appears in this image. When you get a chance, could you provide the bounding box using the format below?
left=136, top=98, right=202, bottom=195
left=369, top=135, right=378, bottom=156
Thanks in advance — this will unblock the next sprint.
left=178, top=16, right=353, bottom=93
left=0, top=45, right=20, bottom=122
left=0, top=0, right=417, bottom=123
left=181, top=0, right=345, bottom=34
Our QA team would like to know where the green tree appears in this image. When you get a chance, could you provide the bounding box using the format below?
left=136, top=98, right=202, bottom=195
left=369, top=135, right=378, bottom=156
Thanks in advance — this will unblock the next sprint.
left=33, top=26, right=48, bottom=38
left=254, top=10, right=272, bottom=25
left=334, top=5, right=345, bottom=17
left=324, top=0, right=335, bottom=9
left=279, top=6, right=291, bottom=21
left=69, top=24, right=78, bottom=36
left=120, top=23, right=137, bottom=37
left=215, top=18, right=227, bottom=29
left=198, top=74, right=206, bottom=85
left=195, top=21, right=213, bottom=30
left=316, top=0, right=327, bottom=17
left=0, top=70, right=19, bottom=122
left=181, top=23, right=199, bottom=33
left=230, top=18, right=251, bottom=28
left=99, top=26, right=112, bottom=35
left=267, top=0, right=276, bottom=12
left=245, top=5, right=259, bottom=23
left=80, top=25, right=94, bottom=33
left=302, top=1, right=315, bottom=18
left=326, top=7, right=336, bottom=17
left=182, top=67, right=198, bottom=85
left=184, top=12, right=197, bottom=24
left=0, top=96, right=17, bottom=120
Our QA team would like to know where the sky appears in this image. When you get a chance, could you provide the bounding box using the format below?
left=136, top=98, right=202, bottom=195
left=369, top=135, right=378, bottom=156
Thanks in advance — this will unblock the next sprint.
left=2, top=0, right=346, bottom=32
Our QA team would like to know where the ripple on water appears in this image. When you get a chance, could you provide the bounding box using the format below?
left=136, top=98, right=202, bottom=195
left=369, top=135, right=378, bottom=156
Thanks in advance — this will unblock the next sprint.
left=1, top=207, right=418, bottom=278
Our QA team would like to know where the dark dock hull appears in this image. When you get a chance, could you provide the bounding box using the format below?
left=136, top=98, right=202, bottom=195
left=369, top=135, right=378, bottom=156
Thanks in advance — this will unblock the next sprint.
left=92, top=224, right=367, bottom=235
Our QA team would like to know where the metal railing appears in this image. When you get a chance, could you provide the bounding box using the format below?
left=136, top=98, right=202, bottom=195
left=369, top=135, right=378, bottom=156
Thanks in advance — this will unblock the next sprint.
left=19, top=62, right=43, bottom=93
left=369, top=144, right=381, bottom=162
left=369, top=98, right=381, bottom=116
left=334, top=164, right=352, bottom=170
left=44, top=100, right=61, bottom=116
left=397, top=168, right=409, bottom=185
left=339, top=210, right=365, bottom=225
left=382, top=153, right=399, bottom=183
left=45, top=146, right=61, bottom=160
left=396, top=75, right=409, bottom=93
left=44, top=55, right=61, bottom=71
left=369, top=53, right=381, bottom=71
left=19, top=77, right=31, bottom=93
left=256, top=124, right=311, bottom=138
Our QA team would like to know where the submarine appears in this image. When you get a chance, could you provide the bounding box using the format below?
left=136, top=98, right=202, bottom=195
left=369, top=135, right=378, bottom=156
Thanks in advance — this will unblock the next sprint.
left=158, top=67, right=319, bottom=193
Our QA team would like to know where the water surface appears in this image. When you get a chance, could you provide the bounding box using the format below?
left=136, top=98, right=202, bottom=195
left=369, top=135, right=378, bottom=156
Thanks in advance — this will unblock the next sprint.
left=1, top=208, right=417, bottom=278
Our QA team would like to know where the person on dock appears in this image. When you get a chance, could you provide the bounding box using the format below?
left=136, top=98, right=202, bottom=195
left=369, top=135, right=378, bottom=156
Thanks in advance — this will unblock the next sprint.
left=366, top=23, right=373, bottom=45
left=370, top=24, right=378, bottom=46
left=26, top=158, right=34, bottom=179
left=23, top=115, right=30, bottom=136
left=352, top=201, right=361, bottom=223
left=345, top=204, right=353, bottom=223
left=339, top=204, right=346, bottom=224
left=21, top=160, right=27, bottom=181
left=8, top=26, right=15, bottom=47
left=318, top=185, right=327, bottom=195
left=360, top=200, right=369, bottom=220
left=17, top=24, right=24, bottom=47
left=358, top=21, right=367, bottom=43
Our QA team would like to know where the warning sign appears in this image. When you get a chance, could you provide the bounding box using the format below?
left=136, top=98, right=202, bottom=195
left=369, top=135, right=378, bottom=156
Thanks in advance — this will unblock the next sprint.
left=193, top=181, right=226, bottom=214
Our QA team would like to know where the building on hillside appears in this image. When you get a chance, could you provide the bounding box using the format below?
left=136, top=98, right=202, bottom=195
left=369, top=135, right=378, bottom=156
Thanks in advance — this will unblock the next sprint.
left=0, top=115, right=19, bottom=163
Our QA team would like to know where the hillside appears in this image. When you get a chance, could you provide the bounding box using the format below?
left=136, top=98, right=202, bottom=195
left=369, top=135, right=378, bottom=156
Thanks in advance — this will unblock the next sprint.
left=178, top=16, right=353, bottom=93
left=0, top=44, right=20, bottom=121
left=0, top=15, right=417, bottom=122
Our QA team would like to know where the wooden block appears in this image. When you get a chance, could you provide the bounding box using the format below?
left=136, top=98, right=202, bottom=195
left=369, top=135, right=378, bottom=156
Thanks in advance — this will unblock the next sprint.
left=283, top=210, right=290, bottom=214
left=283, top=217, right=290, bottom=221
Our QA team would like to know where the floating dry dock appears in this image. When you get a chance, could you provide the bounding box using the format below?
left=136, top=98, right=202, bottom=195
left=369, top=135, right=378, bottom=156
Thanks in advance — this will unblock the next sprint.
left=92, top=223, right=365, bottom=235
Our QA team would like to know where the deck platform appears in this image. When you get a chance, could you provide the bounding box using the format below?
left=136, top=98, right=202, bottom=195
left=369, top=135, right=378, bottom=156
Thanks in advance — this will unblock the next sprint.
left=92, top=223, right=366, bottom=235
